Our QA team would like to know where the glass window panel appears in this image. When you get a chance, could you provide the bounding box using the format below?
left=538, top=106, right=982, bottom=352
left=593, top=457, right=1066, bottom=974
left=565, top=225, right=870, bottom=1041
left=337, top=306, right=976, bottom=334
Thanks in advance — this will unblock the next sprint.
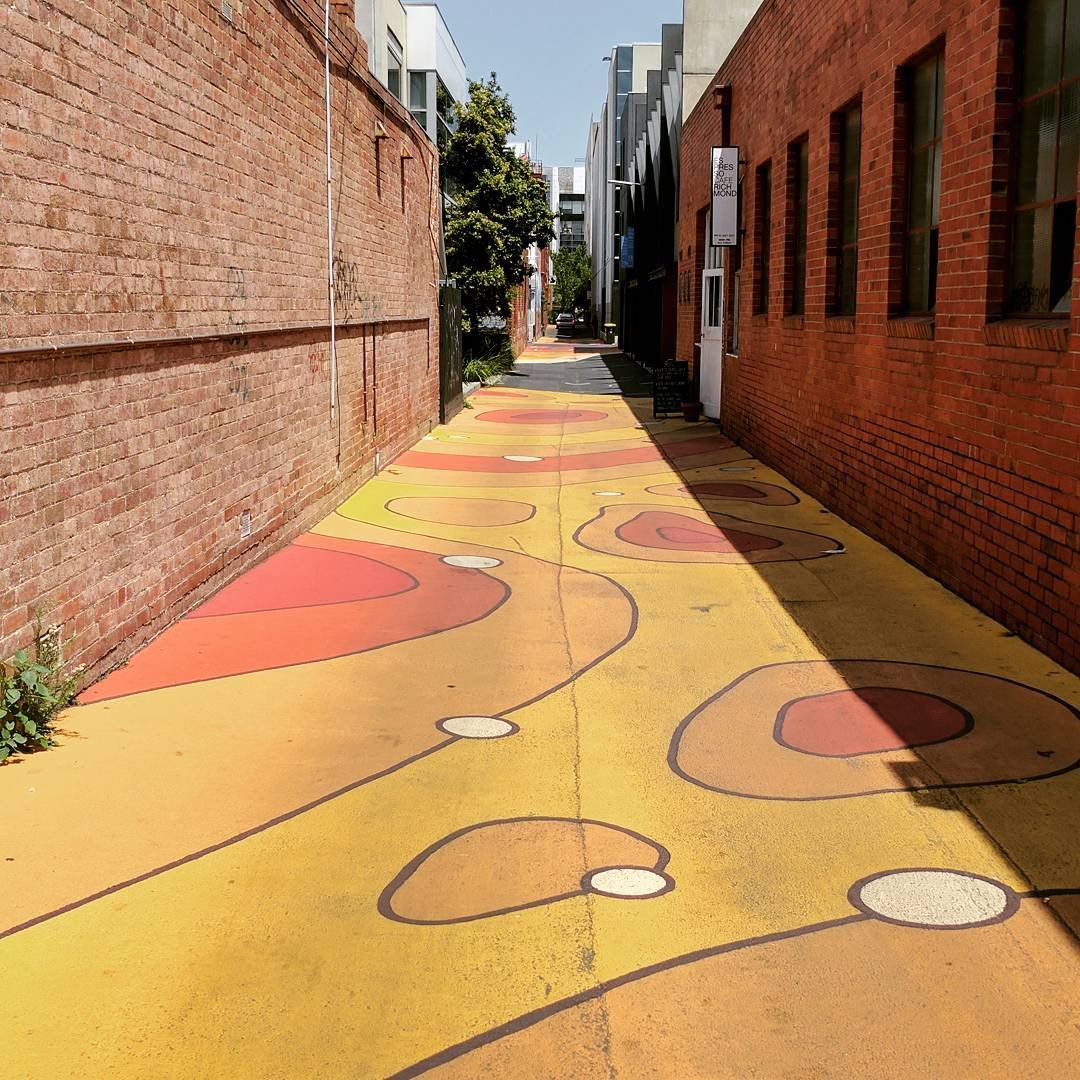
left=1058, top=81, right=1080, bottom=196
left=906, top=229, right=930, bottom=312
left=934, top=53, right=945, bottom=137
left=1050, top=199, right=1077, bottom=309
left=410, top=71, right=427, bottom=110
left=912, top=58, right=938, bottom=146
left=1023, top=0, right=1066, bottom=96
left=1010, top=206, right=1053, bottom=311
left=1067, top=0, right=1080, bottom=79
left=844, top=109, right=862, bottom=175
left=838, top=248, right=857, bottom=314
left=1016, top=94, right=1059, bottom=205
left=931, top=141, right=942, bottom=227
left=909, top=147, right=932, bottom=228
left=842, top=177, right=859, bottom=242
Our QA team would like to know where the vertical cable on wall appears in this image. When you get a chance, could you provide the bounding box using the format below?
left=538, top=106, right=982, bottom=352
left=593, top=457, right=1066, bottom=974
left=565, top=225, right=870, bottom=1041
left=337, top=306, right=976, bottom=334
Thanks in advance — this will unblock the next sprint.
left=323, top=0, right=340, bottom=462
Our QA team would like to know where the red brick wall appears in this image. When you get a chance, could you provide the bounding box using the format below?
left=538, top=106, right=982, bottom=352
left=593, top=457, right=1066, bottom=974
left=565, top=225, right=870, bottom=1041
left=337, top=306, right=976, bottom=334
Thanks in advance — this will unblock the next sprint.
left=1, top=0, right=442, bottom=678
left=677, top=0, right=1079, bottom=670
left=508, top=277, right=529, bottom=356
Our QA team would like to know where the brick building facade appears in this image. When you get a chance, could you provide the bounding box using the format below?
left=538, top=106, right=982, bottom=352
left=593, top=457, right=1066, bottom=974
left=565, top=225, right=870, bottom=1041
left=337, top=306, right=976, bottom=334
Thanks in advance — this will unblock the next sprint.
left=1, top=0, right=442, bottom=677
left=677, top=0, right=1079, bottom=670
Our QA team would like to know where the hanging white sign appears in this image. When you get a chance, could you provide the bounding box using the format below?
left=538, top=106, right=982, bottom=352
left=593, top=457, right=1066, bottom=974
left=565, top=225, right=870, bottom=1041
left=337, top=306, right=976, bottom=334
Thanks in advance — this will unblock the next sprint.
left=711, top=147, right=739, bottom=247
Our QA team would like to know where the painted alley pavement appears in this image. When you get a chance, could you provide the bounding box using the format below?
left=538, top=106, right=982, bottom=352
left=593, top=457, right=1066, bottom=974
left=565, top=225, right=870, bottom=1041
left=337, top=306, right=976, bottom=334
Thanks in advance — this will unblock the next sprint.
left=3, top=342, right=1080, bottom=1078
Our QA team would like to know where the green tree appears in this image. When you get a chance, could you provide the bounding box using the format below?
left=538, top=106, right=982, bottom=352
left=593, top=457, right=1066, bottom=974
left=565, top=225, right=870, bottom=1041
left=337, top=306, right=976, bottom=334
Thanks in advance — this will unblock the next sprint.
left=551, top=248, right=592, bottom=318
left=444, top=75, right=553, bottom=351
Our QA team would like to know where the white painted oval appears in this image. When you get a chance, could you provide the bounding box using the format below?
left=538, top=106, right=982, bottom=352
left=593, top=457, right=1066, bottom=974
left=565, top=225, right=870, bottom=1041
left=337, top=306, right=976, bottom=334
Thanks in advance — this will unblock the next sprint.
left=441, top=555, right=503, bottom=570
left=593, top=491, right=624, bottom=497
left=439, top=716, right=516, bottom=739
left=586, top=868, right=670, bottom=898
left=503, top=455, right=543, bottom=462
left=855, top=870, right=1013, bottom=928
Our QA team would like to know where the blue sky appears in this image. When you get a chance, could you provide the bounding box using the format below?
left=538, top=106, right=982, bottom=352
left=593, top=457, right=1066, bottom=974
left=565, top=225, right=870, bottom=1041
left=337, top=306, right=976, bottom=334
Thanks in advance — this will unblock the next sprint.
left=430, top=0, right=684, bottom=166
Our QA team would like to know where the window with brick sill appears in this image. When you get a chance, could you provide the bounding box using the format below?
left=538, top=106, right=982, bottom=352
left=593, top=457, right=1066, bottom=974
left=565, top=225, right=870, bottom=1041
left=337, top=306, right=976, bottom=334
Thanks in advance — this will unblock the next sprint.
left=903, top=51, right=945, bottom=315
left=753, top=162, right=772, bottom=315
left=785, top=138, right=809, bottom=316
left=1008, top=0, right=1079, bottom=318
left=828, top=103, right=861, bottom=316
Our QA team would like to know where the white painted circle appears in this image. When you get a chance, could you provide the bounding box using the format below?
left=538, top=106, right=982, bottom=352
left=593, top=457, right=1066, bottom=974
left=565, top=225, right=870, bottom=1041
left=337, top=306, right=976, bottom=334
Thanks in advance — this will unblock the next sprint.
left=439, top=716, right=516, bottom=739
left=855, top=870, right=1013, bottom=928
left=441, top=555, right=503, bottom=569
left=504, top=455, right=543, bottom=462
left=586, top=868, right=670, bottom=898
left=593, top=491, right=624, bottom=497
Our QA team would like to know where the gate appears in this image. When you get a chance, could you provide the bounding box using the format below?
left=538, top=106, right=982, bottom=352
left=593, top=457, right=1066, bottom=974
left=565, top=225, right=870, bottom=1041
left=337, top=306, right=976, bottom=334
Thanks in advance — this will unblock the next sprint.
left=439, top=284, right=463, bottom=423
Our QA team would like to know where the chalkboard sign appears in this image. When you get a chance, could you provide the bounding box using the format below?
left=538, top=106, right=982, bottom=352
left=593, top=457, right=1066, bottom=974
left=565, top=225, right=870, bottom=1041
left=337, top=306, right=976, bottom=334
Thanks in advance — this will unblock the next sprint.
left=653, top=359, right=688, bottom=417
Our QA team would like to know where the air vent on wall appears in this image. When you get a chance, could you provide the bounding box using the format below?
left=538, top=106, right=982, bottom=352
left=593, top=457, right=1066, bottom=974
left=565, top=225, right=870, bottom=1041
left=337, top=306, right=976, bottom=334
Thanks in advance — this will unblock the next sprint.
left=240, top=510, right=251, bottom=539
left=220, top=0, right=233, bottom=23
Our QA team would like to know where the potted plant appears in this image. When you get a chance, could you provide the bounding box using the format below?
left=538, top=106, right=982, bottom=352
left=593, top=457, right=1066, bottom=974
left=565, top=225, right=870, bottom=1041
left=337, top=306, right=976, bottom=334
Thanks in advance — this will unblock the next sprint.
left=681, top=382, right=702, bottom=422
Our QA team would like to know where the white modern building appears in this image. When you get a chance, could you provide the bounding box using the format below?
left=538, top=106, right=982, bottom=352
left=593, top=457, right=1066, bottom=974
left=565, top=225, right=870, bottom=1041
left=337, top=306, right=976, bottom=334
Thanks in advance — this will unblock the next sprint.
left=584, top=42, right=661, bottom=335
left=583, top=4, right=763, bottom=341
left=546, top=165, right=586, bottom=255
left=353, top=2, right=467, bottom=148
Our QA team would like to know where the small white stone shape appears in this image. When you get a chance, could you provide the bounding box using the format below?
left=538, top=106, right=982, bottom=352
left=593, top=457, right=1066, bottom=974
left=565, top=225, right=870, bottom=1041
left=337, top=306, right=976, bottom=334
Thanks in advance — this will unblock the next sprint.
left=439, top=716, right=515, bottom=739
left=441, top=555, right=503, bottom=569
left=855, top=870, right=1013, bottom=928
left=422, top=435, right=438, bottom=441
left=586, top=868, right=669, bottom=898
left=503, top=455, right=543, bottom=462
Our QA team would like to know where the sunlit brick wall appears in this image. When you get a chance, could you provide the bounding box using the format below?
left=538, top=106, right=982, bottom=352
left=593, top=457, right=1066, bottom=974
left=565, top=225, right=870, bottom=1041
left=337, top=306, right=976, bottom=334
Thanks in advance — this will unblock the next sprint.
left=1, top=0, right=442, bottom=678
left=677, top=0, right=1078, bottom=670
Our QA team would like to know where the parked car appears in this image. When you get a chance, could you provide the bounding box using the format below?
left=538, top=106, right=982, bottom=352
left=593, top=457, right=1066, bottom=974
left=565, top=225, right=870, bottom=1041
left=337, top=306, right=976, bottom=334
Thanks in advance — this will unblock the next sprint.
left=555, top=312, right=575, bottom=337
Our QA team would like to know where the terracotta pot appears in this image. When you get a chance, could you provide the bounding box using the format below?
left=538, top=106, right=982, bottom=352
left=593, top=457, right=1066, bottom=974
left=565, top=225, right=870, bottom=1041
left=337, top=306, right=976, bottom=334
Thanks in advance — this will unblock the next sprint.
left=681, top=401, right=702, bottom=422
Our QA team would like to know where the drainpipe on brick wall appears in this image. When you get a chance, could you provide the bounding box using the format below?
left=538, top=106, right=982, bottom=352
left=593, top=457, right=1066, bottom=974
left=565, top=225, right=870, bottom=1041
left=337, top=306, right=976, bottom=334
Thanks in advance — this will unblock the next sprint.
left=323, top=0, right=340, bottom=462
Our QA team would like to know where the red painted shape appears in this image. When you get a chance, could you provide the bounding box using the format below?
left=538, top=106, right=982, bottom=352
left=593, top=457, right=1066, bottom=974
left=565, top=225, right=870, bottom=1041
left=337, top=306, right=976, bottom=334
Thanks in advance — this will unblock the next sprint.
left=476, top=408, right=608, bottom=425
left=82, top=535, right=507, bottom=702
left=397, top=433, right=734, bottom=474
left=685, top=482, right=766, bottom=499
left=779, top=687, right=970, bottom=757
left=616, top=511, right=781, bottom=554
left=193, top=545, right=415, bottom=617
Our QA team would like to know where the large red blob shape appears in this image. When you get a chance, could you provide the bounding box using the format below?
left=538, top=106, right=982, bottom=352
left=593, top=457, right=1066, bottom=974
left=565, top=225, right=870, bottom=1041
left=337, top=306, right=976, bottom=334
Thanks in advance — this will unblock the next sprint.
left=777, top=687, right=971, bottom=757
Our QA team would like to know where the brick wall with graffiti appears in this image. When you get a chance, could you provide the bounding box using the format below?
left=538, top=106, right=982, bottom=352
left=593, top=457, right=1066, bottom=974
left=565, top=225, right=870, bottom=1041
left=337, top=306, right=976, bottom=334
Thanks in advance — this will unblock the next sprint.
left=1, top=0, right=442, bottom=676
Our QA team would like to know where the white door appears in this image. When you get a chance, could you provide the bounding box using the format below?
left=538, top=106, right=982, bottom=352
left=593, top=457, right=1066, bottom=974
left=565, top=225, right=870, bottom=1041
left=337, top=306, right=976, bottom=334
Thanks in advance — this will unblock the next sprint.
left=700, top=219, right=725, bottom=419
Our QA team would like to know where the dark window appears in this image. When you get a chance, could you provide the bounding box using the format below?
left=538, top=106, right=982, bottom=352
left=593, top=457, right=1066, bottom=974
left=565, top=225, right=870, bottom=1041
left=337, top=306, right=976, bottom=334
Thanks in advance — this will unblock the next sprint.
left=1010, top=0, right=1080, bottom=314
left=409, top=70, right=428, bottom=130
left=787, top=138, right=809, bottom=315
left=904, top=51, right=944, bottom=313
left=834, top=105, right=862, bottom=314
left=387, top=29, right=403, bottom=101
left=754, top=162, right=772, bottom=314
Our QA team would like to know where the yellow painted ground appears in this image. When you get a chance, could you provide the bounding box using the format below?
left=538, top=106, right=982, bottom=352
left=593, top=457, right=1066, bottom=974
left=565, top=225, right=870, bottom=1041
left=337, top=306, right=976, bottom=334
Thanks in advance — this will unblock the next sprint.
left=2, top=344, right=1078, bottom=1078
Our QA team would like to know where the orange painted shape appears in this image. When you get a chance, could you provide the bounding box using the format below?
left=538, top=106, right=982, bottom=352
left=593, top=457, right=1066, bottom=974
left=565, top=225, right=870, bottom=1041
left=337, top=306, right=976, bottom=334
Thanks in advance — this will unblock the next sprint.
left=381, top=819, right=668, bottom=924
left=476, top=408, right=609, bottom=425
left=617, top=511, right=782, bottom=554
left=672, top=661, right=1080, bottom=799
left=386, top=497, right=535, bottom=527
left=576, top=504, right=840, bottom=564
left=779, top=687, right=971, bottom=757
left=82, top=535, right=507, bottom=702
left=396, top=434, right=734, bottom=474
